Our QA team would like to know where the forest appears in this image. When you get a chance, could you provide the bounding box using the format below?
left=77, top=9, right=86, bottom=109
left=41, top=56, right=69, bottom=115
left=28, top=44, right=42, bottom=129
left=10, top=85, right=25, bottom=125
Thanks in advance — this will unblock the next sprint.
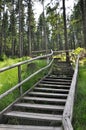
left=0, top=0, right=86, bottom=130
left=0, top=0, right=86, bottom=58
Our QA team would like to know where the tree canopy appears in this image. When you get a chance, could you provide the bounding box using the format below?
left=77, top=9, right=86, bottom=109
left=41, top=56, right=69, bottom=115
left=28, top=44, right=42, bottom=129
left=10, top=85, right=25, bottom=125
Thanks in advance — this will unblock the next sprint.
left=0, top=0, right=86, bottom=58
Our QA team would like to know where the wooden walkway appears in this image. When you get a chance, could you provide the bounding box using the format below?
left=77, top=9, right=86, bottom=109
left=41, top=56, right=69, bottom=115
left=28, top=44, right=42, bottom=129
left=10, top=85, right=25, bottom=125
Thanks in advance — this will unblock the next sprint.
left=0, top=53, right=79, bottom=130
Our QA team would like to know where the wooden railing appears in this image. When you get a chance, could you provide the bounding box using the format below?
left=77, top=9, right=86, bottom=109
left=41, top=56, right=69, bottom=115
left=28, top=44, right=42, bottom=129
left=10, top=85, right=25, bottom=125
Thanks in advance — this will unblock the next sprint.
left=0, top=50, right=53, bottom=100
left=62, top=55, right=79, bottom=130
left=0, top=50, right=79, bottom=129
left=32, top=50, right=47, bottom=54
left=54, top=49, right=73, bottom=54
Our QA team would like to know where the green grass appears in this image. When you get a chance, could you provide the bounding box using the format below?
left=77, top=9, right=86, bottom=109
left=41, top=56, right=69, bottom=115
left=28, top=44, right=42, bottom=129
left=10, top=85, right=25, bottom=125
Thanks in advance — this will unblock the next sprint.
left=0, top=57, right=30, bottom=94
left=0, top=58, right=48, bottom=111
left=0, top=56, right=30, bottom=68
left=73, top=64, right=86, bottom=130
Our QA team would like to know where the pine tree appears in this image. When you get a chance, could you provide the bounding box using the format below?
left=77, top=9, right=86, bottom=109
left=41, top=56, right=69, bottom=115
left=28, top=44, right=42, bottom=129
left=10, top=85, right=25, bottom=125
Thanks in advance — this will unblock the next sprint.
left=63, top=0, right=69, bottom=62
left=9, top=0, right=17, bottom=56
left=80, top=0, right=86, bottom=48
left=39, top=0, right=48, bottom=53
left=2, top=10, right=9, bottom=55
left=0, top=0, right=3, bottom=55
left=26, top=0, right=36, bottom=55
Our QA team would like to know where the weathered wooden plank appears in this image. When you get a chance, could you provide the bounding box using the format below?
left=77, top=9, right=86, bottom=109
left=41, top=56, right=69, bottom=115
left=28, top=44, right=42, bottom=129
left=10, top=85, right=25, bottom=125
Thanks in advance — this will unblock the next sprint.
left=29, top=92, right=68, bottom=98
left=43, top=78, right=71, bottom=82
left=38, top=83, right=70, bottom=88
left=54, top=49, right=72, bottom=54
left=22, top=96, right=66, bottom=103
left=46, top=76, right=72, bottom=80
left=4, top=111, right=62, bottom=122
left=62, top=117, right=73, bottom=130
left=32, top=50, right=46, bottom=53
left=0, top=125, right=63, bottom=130
left=34, top=87, right=69, bottom=93
left=14, top=103, right=64, bottom=110
left=40, top=81, right=71, bottom=85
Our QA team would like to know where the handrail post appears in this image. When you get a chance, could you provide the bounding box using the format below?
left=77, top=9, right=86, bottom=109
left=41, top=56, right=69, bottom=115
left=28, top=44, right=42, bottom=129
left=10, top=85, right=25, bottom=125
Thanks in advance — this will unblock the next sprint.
left=47, top=56, right=49, bottom=64
left=18, top=65, right=22, bottom=95
left=47, top=50, right=52, bottom=64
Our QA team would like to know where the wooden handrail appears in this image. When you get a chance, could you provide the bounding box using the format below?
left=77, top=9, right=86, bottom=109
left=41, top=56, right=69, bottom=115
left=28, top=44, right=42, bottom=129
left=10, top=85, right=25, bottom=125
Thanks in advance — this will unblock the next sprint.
left=53, top=50, right=73, bottom=53
left=0, top=50, right=53, bottom=96
left=0, top=58, right=54, bottom=100
left=32, top=50, right=47, bottom=53
left=62, top=55, right=79, bottom=130
left=0, top=50, right=53, bottom=73
left=63, top=117, right=73, bottom=130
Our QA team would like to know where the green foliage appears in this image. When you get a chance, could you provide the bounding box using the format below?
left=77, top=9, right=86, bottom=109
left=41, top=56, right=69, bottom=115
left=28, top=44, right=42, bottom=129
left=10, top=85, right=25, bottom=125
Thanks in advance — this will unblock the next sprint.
left=53, top=53, right=66, bottom=61
left=0, top=56, right=30, bottom=68
left=73, top=61, right=86, bottom=130
left=73, top=47, right=84, bottom=55
left=0, top=89, right=20, bottom=111
left=0, top=53, right=7, bottom=61
left=46, top=3, right=64, bottom=50
left=68, top=0, right=83, bottom=49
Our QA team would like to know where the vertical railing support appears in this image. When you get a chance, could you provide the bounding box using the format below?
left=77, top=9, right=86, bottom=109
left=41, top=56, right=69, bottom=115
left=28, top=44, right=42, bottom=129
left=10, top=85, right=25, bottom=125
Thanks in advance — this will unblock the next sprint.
left=18, top=65, right=22, bottom=95
left=47, top=50, right=53, bottom=64
left=47, top=57, right=49, bottom=64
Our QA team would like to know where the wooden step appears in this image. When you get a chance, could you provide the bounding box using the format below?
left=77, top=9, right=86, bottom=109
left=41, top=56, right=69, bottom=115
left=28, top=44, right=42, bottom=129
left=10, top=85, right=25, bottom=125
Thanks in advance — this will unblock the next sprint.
left=14, top=103, right=64, bottom=111
left=28, top=92, right=68, bottom=98
left=54, top=61, right=70, bottom=65
left=40, top=81, right=71, bottom=85
left=4, top=111, right=62, bottom=122
left=38, top=83, right=70, bottom=89
left=22, top=96, right=66, bottom=104
left=55, top=61, right=71, bottom=64
left=47, top=76, right=72, bottom=80
left=43, top=78, right=71, bottom=82
left=34, top=87, right=69, bottom=93
left=0, top=125, right=63, bottom=130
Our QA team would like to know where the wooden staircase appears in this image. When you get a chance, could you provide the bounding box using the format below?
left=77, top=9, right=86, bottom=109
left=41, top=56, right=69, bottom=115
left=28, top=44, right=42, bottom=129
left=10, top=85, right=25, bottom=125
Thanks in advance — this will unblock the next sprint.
left=0, top=61, right=74, bottom=130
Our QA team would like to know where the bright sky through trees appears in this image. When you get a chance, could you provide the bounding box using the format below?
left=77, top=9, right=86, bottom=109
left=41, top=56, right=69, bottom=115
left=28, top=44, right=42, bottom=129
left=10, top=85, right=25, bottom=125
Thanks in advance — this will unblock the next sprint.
left=33, top=0, right=75, bottom=22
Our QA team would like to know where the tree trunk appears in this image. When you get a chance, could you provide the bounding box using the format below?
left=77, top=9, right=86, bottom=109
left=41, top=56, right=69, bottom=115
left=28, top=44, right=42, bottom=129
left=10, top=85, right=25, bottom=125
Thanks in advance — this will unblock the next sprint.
left=27, top=0, right=32, bottom=56
left=11, top=0, right=15, bottom=56
left=19, top=0, right=23, bottom=57
left=80, top=0, right=86, bottom=49
left=0, top=12, right=2, bottom=55
left=0, top=31, right=2, bottom=55
left=43, top=2, right=48, bottom=54
left=63, top=0, right=69, bottom=62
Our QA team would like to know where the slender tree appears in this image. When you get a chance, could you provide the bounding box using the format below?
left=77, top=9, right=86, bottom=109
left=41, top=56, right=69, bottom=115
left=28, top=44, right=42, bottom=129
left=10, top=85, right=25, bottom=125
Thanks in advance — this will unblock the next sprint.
left=2, top=10, right=9, bottom=55
left=69, top=2, right=82, bottom=49
left=39, top=0, right=48, bottom=53
left=0, top=0, right=3, bottom=55
left=47, top=4, right=64, bottom=51
left=26, top=0, right=32, bottom=56
left=25, top=0, right=36, bottom=55
left=9, top=0, right=17, bottom=56
left=63, top=0, right=69, bottom=62
left=80, top=0, right=86, bottom=48
left=19, top=0, right=23, bottom=57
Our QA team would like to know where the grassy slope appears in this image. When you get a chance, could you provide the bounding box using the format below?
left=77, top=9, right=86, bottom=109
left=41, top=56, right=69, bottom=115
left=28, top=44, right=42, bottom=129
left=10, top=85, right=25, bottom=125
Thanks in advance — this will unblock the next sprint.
left=73, top=63, right=86, bottom=130
left=0, top=57, right=30, bottom=94
left=0, top=58, right=47, bottom=111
